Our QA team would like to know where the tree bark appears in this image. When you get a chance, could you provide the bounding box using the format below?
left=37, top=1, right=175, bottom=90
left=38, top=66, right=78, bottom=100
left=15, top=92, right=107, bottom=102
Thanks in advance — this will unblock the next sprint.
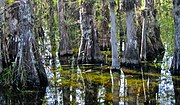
left=12, top=0, right=48, bottom=88
left=49, top=0, right=57, bottom=69
left=136, top=0, right=165, bottom=61
left=58, top=0, right=72, bottom=56
left=171, top=0, right=180, bottom=75
left=109, top=0, right=120, bottom=69
left=122, top=0, right=140, bottom=65
left=0, top=0, right=3, bottom=74
left=117, top=0, right=125, bottom=57
left=98, top=0, right=111, bottom=51
left=140, top=0, right=147, bottom=61
left=78, top=0, right=103, bottom=64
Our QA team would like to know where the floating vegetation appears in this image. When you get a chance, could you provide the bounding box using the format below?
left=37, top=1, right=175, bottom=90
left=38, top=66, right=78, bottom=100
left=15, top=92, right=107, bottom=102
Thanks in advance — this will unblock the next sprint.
left=149, top=81, right=159, bottom=86
left=123, top=68, right=162, bottom=77
left=83, top=72, right=111, bottom=85
left=105, top=93, right=113, bottom=102
left=144, top=72, right=162, bottom=77
left=123, top=69, right=141, bottom=75
left=172, top=76, right=180, bottom=81
left=127, top=79, right=145, bottom=87
left=176, top=88, right=180, bottom=91
left=101, top=51, right=112, bottom=56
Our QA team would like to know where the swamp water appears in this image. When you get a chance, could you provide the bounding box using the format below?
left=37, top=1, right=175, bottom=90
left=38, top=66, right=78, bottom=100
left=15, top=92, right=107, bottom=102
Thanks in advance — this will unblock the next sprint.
left=0, top=53, right=180, bottom=105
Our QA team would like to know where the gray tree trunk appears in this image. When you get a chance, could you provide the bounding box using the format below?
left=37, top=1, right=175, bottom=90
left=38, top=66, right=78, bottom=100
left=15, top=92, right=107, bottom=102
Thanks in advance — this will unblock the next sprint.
left=13, top=0, right=48, bottom=87
left=122, top=0, right=140, bottom=65
left=58, top=0, right=72, bottom=56
left=0, top=0, right=3, bottom=74
left=171, top=0, right=180, bottom=75
left=109, top=1, right=120, bottom=69
left=78, top=0, right=103, bottom=64
left=3, top=1, right=19, bottom=68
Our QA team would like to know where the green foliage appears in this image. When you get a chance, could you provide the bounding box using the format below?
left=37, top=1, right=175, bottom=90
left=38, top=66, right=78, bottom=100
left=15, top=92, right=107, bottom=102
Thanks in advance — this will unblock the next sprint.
left=8, top=0, right=14, bottom=4
left=0, top=67, right=12, bottom=86
left=157, top=0, right=174, bottom=54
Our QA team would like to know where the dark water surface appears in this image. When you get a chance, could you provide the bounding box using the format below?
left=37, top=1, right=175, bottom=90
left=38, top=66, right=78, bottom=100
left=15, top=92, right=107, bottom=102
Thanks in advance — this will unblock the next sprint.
left=0, top=54, right=180, bottom=105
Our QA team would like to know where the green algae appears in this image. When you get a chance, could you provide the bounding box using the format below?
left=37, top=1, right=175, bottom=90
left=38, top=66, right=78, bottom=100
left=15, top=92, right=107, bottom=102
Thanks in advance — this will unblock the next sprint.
left=123, top=68, right=161, bottom=77
left=127, top=79, right=146, bottom=87
left=83, top=72, right=111, bottom=85
left=101, top=51, right=111, bottom=56
left=123, top=69, right=141, bottom=75
left=144, top=72, right=161, bottom=77
left=176, top=88, right=180, bottom=91
left=105, top=93, right=113, bottom=101
left=172, top=76, right=180, bottom=81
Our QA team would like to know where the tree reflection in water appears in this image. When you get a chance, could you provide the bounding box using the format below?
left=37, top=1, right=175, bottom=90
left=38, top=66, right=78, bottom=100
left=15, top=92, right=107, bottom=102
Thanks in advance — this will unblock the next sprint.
left=158, top=52, right=175, bottom=105
left=0, top=87, right=46, bottom=105
left=110, top=69, right=127, bottom=105
left=2, top=52, right=179, bottom=104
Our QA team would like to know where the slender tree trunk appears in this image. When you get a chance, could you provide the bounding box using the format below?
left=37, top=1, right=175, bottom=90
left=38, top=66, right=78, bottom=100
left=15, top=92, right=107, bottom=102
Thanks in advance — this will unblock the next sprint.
left=58, top=0, right=72, bottom=56
left=13, top=0, right=48, bottom=87
left=137, top=0, right=165, bottom=61
left=49, top=0, right=56, bottom=68
left=117, top=0, right=125, bottom=57
left=109, top=1, right=120, bottom=69
left=123, top=0, right=140, bottom=65
left=98, top=0, right=111, bottom=51
left=0, top=0, right=3, bottom=74
left=78, top=0, right=103, bottom=64
left=171, top=0, right=180, bottom=75
left=140, top=0, right=147, bottom=61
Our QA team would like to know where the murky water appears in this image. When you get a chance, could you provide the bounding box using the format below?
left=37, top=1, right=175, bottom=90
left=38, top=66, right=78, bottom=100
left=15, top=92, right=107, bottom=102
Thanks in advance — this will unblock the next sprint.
left=0, top=53, right=180, bottom=105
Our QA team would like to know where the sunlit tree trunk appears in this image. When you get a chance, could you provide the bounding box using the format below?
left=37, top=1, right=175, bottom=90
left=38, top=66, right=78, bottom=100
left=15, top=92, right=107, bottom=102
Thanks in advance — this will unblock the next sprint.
left=12, top=0, right=48, bottom=87
left=109, top=0, right=120, bottom=69
left=122, top=0, right=140, bottom=65
left=140, top=0, right=147, bottom=61
left=117, top=0, right=125, bottom=57
left=171, top=0, right=180, bottom=75
left=137, top=0, right=165, bottom=61
left=0, top=0, right=3, bottom=73
left=78, top=0, right=103, bottom=64
left=58, top=0, right=72, bottom=56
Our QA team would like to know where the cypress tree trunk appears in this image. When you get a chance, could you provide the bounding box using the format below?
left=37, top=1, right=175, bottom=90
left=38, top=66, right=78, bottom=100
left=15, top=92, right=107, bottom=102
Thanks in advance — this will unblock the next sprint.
left=171, top=0, right=180, bottom=75
left=58, top=0, right=72, bottom=56
left=137, top=0, right=165, bottom=61
left=117, top=0, right=125, bottom=57
left=146, top=1, right=164, bottom=61
left=78, top=0, right=103, bottom=64
left=122, top=0, right=140, bottom=65
left=98, top=0, right=111, bottom=51
left=109, top=0, right=120, bottom=69
left=49, top=0, right=57, bottom=69
left=0, top=0, right=3, bottom=73
left=13, top=0, right=48, bottom=88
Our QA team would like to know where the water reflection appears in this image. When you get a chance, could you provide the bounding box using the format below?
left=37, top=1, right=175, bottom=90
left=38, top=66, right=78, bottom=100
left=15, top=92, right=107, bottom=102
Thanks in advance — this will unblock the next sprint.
left=158, top=52, right=175, bottom=105
left=110, top=69, right=127, bottom=105
left=0, top=87, right=46, bottom=105
left=1, top=53, right=180, bottom=104
left=76, top=66, right=85, bottom=105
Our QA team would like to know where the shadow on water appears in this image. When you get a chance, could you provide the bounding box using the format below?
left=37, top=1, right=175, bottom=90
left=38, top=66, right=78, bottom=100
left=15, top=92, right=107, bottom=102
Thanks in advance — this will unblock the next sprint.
left=1, top=54, right=180, bottom=105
